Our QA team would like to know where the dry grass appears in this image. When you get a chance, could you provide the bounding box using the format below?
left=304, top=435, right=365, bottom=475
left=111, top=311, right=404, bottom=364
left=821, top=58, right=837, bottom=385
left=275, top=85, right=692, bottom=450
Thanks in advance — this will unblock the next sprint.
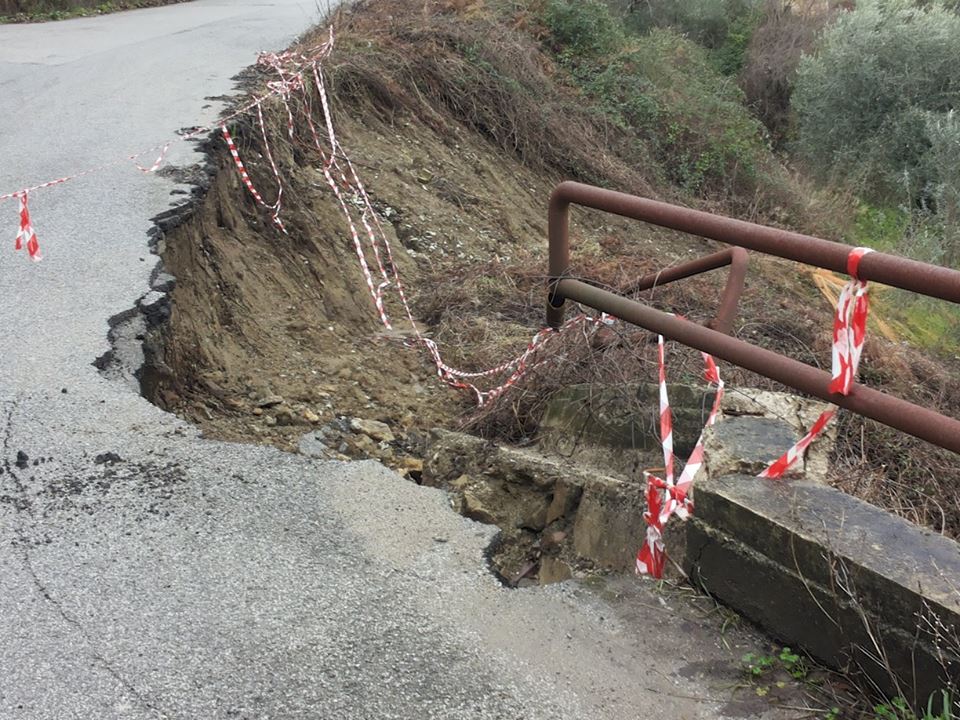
left=832, top=344, right=960, bottom=538
left=414, top=239, right=739, bottom=442
left=325, top=0, right=658, bottom=197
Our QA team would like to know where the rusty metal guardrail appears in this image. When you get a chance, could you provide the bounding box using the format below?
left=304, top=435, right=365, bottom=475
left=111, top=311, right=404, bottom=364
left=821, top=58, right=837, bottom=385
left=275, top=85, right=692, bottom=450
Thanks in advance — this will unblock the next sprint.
left=624, top=247, right=748, bottom=335
left=546, top=181, right=960, bottom=455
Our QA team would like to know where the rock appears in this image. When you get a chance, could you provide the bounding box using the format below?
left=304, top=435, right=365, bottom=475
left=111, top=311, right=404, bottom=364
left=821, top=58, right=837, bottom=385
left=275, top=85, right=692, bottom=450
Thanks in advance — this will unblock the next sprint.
left=274, top=407, right=300, bottom=426
left=541, top=530, right=568, bottom=553
left=138, top=291, right=169, bottom=326
left=546, top=481, right=581, bottom=525
left=572, top=486, right=647, bottom=572
left=352, top=434, right=377, bottom=455
left=151, top=272, right=176, bottom=293
left=159, top=389, right=180, bottom=407
left=462, top=490, right=498, bottom=525
left=349, top=418, right=395, bottom=443
left=520, top=502, right=549, bottom=532
left=539, top=557, right=573, bottom=585
left=252, top=407, right=263, bottom=416
left=398, top=456, right=423, bottom=473
left=264, top=416, right=277, bottom=427
left=449, top=473, right=472, bottom=491
left=703, top=416, right=799, bottom=479
left=15, top=451, right=29, bottom=469
left=93, top=452, right=122, bottom=465
left=201, top=378, right=228, bottom=399
left=303, top=409, right=321, bottom=424
left=256, top=394, right=284, bottom=408
left=298, top=431, right=338, bottom=460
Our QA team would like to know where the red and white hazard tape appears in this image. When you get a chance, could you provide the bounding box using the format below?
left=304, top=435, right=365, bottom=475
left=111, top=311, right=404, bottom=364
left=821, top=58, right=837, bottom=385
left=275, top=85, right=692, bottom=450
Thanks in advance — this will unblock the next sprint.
left=134, top=142, right=173, bottom=174
left=14, top=191, right=40, bottom=261
left=758, top=247, right=873, bottom=479
left=636, top=336, right=724, bottom=578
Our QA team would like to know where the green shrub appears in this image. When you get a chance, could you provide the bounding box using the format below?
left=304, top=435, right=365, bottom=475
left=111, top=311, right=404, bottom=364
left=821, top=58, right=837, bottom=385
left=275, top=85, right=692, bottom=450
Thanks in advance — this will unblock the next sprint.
left=850, top=203, right=910, bottom=253
left=552, top=24, right=771, bottom=196
left=738, top=0, right=845, bottom=145
left=542, top=0, right=624, bottom=60
left=922, top=109, right=960, bottom=267
left=617, top=0, right=762, bottom=74
left=621, top=0, right=760, bottom=48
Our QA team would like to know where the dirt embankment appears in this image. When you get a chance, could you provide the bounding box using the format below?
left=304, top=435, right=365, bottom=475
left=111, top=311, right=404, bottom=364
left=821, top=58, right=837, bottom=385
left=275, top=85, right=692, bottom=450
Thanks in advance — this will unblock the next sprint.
left=146, top=0, right=960, bottom=539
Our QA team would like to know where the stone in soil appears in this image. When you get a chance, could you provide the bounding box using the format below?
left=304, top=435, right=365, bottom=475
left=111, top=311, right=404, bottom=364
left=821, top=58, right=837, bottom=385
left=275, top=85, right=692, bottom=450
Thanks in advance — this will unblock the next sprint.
left=349, top=418, right=395, bottom=443
left=256, top=394, right=284, bottom=408
left=298, top=431, right=340, bottom=460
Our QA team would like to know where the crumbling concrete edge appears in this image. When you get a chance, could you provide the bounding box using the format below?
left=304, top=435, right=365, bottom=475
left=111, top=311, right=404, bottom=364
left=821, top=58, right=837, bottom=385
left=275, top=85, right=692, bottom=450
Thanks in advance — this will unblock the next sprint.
left=423, top=428, right=652, bottom=582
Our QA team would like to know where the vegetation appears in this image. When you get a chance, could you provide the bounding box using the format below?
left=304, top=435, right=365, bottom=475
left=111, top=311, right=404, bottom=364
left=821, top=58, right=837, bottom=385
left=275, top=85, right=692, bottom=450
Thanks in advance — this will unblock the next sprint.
left=794, top=0, right=960, bottom=203
left=738, top=0, right=847, bottom=144
left=542, top=0, right=774, bottom=200
left=617, top=0, right=763, bottom=74
left=0, top=0, right=186, bottom=22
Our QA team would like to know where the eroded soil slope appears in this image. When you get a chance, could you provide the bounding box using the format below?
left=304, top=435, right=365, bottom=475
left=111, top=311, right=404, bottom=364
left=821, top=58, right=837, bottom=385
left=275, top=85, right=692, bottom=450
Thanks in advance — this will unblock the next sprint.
left=147, top=0, right=960, bottom=539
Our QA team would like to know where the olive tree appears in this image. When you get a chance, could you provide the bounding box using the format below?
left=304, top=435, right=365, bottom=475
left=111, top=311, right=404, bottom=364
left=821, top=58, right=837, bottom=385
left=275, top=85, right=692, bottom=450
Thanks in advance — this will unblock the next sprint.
left=793, top=0, right=960, bottom=202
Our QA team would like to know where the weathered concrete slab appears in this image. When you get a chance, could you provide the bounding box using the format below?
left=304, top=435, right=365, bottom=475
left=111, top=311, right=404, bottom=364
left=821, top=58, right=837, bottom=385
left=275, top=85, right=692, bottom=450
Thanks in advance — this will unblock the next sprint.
left=540, top=383, right=834, bottom=479
left=702, top=417, right=798, bottom=478
left=687, top=474, right=960, bottom=706
left=540, top=383, right=716, bottom=459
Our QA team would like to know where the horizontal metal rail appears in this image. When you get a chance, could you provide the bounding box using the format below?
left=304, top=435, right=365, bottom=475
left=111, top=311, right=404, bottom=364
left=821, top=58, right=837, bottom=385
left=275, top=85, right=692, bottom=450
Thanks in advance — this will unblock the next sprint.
left=546, top=181, right=960, bottom=455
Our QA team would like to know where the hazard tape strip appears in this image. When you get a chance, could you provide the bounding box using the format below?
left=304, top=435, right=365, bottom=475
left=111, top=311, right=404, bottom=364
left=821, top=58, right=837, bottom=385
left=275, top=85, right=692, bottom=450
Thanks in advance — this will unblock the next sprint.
left=134, top=141, right=173, bottom=174
left=636, top=339, right=724, bottom=578
left=14, top=191, right=40, bottom=261
left=758, top=247, right=872, bottom=479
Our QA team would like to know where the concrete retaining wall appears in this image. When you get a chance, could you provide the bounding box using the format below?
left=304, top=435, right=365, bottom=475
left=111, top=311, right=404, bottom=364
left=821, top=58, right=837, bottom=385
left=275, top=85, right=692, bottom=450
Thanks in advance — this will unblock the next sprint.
left=687, top=474, right=960, bottom=707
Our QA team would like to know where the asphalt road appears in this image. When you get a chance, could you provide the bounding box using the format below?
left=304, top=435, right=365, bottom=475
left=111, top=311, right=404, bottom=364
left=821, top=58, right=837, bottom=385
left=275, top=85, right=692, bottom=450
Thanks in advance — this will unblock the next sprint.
left=0, top=4, right=796, bottom=718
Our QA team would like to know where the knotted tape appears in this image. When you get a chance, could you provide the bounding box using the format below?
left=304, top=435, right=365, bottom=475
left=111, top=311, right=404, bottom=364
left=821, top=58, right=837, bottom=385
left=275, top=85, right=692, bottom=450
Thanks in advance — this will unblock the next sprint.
left=636, top=335, right=724, bottom=578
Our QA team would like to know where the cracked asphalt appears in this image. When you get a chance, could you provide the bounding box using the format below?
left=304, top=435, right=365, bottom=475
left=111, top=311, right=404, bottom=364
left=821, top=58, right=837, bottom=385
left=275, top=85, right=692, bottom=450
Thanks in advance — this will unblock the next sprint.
left=0, top=3, right=800, bottom=718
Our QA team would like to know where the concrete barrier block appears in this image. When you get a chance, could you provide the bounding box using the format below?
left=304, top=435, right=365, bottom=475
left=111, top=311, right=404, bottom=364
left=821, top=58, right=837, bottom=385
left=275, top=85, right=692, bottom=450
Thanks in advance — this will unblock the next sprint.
left=688, top=473, right=960, bottom=706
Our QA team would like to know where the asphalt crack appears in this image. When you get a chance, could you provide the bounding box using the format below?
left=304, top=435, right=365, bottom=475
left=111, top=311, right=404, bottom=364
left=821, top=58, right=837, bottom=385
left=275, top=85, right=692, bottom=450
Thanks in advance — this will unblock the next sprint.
left=2, top=399, right=174, bottom=720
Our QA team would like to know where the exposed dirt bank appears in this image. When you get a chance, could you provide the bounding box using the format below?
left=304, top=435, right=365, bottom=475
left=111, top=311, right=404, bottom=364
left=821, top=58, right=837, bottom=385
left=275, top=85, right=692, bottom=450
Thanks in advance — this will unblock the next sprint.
left=145, top=0, right=960, bottom=541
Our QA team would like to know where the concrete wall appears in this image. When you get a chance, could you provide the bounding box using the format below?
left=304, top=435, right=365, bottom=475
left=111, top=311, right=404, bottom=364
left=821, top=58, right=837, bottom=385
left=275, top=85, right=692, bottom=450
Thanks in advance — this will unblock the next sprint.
left=687, top=471, right=960, bottom=708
